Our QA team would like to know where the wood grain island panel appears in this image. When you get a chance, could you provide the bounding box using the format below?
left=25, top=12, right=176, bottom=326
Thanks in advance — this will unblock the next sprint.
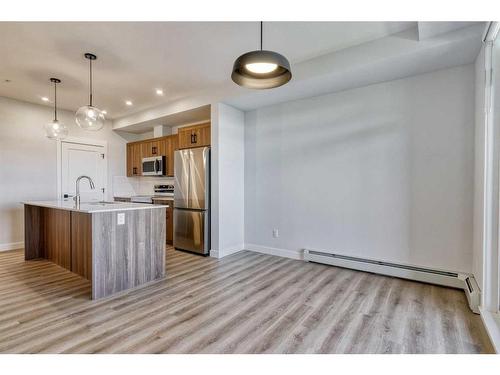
left=92, top=208, right=166, bottom=299
left=23, top=202, right=166, bottom=299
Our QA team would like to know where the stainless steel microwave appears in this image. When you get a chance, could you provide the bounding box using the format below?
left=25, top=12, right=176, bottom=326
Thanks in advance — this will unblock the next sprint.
left=142, top=156, right=166, bottom=176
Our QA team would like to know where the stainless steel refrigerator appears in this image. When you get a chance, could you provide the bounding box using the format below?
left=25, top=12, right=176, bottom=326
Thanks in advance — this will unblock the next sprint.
left=173, top=147, right=210, bottom=255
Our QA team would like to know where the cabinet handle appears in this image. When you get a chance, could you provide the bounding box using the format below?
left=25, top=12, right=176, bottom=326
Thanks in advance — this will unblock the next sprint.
left=133, top=167, right=137, bottom=175
left=152, top=146, right=157, bottom=154
left=190, top=133, right=195, bottom=143
left=194, top=133, right=197, bottom=143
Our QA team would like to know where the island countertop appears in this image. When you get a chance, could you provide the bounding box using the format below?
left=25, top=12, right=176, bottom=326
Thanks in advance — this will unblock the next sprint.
left=24, top=200, right=167, bottom=299
left=23, top=199, right=168, bottom=213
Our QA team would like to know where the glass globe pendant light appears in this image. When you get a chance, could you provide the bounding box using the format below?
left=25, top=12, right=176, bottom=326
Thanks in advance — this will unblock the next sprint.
left=45, top=78, right=68, bottom=140
left=75, top=53, right=105, bottom=131
left=231, top=22, right=292, bottom=89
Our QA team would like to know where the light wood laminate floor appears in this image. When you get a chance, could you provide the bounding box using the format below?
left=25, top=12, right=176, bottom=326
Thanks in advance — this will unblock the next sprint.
left=0, top=247, right=493, bottom=354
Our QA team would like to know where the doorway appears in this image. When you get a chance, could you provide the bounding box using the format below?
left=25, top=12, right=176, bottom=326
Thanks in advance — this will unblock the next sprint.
left=57, top=138, right=108, bottom=202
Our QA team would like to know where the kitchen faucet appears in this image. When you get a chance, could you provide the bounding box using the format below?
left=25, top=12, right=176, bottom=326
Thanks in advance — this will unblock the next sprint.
left=74, top=175, right=95, bottom=207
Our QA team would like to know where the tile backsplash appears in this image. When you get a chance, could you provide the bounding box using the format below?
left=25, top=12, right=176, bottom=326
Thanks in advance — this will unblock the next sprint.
left=112, top=176, right=174, bottom=197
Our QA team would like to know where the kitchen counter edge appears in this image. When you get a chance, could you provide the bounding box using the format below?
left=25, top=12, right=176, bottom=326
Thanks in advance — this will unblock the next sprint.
left=22, top=200, right=168, bottom=213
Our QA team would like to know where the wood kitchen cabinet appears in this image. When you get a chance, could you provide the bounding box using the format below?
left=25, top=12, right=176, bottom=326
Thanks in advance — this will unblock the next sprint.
left=158, top=135, right=178, bottom=177
left=165, top=203, right=173, bottom=244
left=178, top=122, right=211, bottom=149
left=126, top=142, right=142, bottom=177
left=153, top=198, right=174, bottom=244
left=141, top=140, right=161, bottom=158
left=125, top=122, right=208, bottom=177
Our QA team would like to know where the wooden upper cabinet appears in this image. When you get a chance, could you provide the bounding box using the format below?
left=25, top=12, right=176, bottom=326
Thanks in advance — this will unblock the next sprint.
left=126, top=142, right=142, bottom=177
left=141, top=140, right=161, bottom=158
left=126, top=134, right=179, bottom=177
left=178, top=122, right=211, bottom=149
left=165, top=135, right=178, bottom=177
left=126, top=123, right=208, bottom=177
left=157, top=135, right=176, bottom=177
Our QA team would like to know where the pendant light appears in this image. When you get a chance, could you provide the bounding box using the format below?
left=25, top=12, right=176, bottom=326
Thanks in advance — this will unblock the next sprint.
left=45, top=78, right=68, bottom=140
left=231, top=22, right=292, bottom=89
left=75, top=53, right=105, bottom=131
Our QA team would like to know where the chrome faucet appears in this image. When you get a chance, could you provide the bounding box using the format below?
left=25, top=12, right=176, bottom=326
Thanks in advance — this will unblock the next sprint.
left=74, top=175, right=95, bottom=207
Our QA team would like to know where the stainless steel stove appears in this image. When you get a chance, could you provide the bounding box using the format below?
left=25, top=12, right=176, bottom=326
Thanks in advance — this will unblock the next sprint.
left=130, top=184, right=174, bottom=204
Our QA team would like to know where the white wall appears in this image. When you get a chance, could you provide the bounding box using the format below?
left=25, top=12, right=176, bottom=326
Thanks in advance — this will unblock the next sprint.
left=245, top=64, right=475, bottom=273
left=210, top=103, right=245, bottom=258
left=0, top=96, right=129, bottom=250
left=473, top=46, right=486, bottom=288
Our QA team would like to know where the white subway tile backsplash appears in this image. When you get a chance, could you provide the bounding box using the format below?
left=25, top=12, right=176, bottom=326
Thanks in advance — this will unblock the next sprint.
left=137, top=176, right=175, bottom=195
left=112, top=176, right=175, bottom=197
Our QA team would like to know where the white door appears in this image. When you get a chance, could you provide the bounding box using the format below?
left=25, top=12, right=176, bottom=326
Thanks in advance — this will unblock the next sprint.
left=60, top=141, right=106, bottom=202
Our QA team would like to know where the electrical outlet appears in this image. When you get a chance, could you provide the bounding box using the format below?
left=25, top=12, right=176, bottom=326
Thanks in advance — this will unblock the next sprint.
left=273, top=228, right=279, bottom=238
left=117, top=213, right=125, bottom=225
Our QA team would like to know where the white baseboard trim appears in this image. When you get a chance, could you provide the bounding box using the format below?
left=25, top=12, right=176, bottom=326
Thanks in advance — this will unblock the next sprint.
left=245, top=244, right=304, bottom=260
left=0, top=241, right=24, bottom=252
left=304, top=249, right=466, bottom=289
left=243, top=244, right=481, bottom=314
left=479, top=308, right=500, bottom=353
left=210, top=244, right=244, bottom=259
left=303, top=248, right=483, bottom=313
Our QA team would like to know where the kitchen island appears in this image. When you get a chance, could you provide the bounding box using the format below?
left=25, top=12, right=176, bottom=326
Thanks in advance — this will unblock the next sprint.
left=23, top=200, right=167, bottom=299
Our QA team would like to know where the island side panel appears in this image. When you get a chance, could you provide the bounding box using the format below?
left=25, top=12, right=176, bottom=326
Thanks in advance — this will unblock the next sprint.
left=24, top=204, right=44, bottom=260
left=24, top=205, right=71, bottom=270
left=71, top=211, right=92, bottom=280
left=91, top=208, right=166, bottom=299
left=43, top=208, right=71, bottom=270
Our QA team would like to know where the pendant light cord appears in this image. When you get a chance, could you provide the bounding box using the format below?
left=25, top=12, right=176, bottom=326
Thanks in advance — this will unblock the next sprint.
left=89, top=58, right=93, bottom=107
left=260, top=21, right=263, bottom=50
left=53, top=81, right=57, bottom=121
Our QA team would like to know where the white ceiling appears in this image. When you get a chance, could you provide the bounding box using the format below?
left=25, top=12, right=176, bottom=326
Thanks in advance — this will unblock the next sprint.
left=122, top=105, right=211, bottom=134
left=0, top=22, right=415, bottom=119
left=113, top=22, right=485, bottom=131
left=226, top=23, right=485, bottom=111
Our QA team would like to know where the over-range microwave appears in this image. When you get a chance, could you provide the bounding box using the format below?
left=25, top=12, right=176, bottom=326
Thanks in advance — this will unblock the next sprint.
left=142, top=156, right=166, bottom=176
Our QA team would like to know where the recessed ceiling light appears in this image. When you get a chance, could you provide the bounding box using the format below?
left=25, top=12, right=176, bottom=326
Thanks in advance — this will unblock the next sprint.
left=41, top=97, right=50, bottom=102
left=156, top=89, right=163, bottom=96
left=102, top=110, right=107, bottom=115
left=125, top=100, right=133, bottom=106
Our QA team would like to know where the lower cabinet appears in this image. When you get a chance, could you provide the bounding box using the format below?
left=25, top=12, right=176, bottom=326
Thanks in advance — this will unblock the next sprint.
left=166, top=204, right=173, bottom=244
left=153, top=198, right=174, bottom=245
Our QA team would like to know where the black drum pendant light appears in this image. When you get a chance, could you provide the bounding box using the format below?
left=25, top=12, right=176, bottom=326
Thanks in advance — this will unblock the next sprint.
left=232, top=22, right=292, bottom=89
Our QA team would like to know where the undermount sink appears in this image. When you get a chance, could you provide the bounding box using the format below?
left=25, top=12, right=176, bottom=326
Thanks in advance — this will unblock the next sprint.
left=85, top=201, right=119, bottom=205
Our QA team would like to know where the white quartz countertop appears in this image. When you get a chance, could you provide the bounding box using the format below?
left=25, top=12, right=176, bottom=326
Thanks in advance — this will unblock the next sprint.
left=23, top=200, right=168, bottom=213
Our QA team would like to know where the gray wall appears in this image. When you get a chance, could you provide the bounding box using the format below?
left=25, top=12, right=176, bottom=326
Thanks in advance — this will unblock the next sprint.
left=0, top=96, right=129, bottom=249
left=244, top=64, right=475, bottom=273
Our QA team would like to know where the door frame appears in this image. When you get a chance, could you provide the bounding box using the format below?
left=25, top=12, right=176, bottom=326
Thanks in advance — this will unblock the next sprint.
left=56, top=137, right=108, bottom=199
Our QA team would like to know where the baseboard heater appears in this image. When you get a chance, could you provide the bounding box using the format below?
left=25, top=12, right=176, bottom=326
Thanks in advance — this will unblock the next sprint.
left=303, top=249, right=480, bottom=314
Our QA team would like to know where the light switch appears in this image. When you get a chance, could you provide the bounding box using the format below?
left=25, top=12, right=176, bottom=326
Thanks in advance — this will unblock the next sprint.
left=117, top=213, right=125, bottom=225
